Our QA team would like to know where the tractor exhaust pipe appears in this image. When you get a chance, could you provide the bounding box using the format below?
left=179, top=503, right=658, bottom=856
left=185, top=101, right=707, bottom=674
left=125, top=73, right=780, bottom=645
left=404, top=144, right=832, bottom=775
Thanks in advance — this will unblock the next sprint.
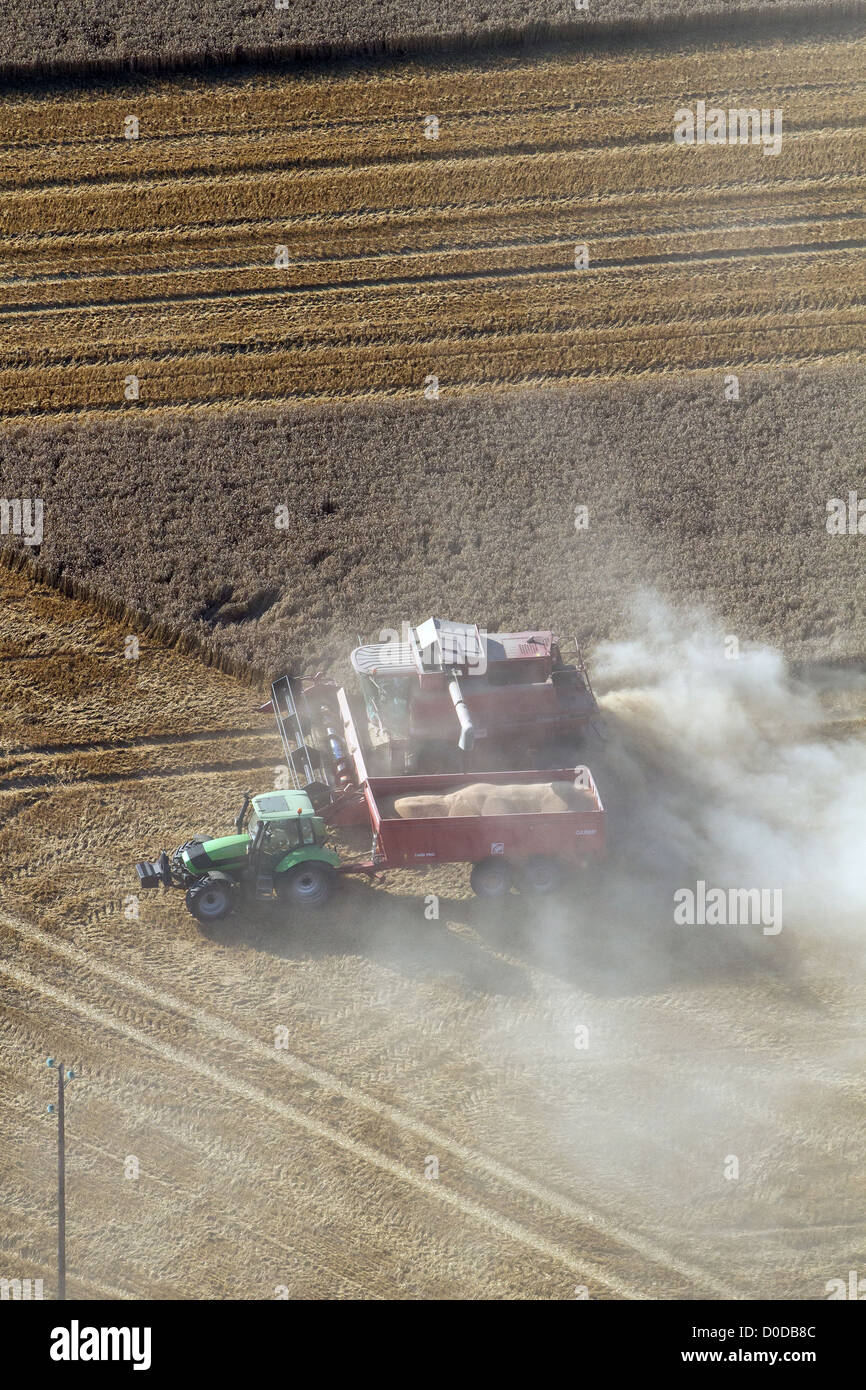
left=235, top=790, right=252, bottom=836
left=448, top=673, right=475, bottom=752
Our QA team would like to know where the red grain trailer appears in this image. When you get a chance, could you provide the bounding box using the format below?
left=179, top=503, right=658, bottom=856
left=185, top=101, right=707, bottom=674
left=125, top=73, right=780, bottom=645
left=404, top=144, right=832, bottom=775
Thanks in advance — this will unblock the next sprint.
left=270, top=674, right=607, bottom=897
left=352, top=766, right=606, bottom=896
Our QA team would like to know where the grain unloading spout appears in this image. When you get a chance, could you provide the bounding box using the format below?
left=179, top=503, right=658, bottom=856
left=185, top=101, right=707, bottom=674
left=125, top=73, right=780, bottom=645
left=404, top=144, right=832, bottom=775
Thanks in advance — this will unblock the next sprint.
left=448, top=672, right=475, bottom=752
left=234, top=790, right=252, bottom=835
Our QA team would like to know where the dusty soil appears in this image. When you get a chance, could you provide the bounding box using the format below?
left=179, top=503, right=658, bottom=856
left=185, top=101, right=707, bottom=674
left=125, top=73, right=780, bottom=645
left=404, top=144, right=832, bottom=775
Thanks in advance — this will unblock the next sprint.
left=1, top=564, right=863, bottom=1300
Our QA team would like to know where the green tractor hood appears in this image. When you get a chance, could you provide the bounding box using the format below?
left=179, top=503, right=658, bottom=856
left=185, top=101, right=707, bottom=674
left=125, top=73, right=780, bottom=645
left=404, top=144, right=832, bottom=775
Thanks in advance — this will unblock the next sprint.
left=180, top=833, right=250, bottom=877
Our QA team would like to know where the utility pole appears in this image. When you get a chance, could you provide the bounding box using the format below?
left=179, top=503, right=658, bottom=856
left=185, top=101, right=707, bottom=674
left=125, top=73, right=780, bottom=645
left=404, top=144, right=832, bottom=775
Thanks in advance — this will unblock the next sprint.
left=46, top=1058, right=75, bottom=1302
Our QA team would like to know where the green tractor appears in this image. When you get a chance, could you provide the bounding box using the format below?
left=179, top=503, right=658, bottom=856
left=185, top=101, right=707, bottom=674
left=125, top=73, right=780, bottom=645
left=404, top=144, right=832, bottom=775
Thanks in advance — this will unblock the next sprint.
left=136, top=789, right=341, bottom=924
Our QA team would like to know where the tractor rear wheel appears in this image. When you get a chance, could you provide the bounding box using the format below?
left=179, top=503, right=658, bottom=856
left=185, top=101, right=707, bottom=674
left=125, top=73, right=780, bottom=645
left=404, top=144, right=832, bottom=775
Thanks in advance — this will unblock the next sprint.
left=517, top=855, right=563, bottom=896
left=185, top=876, right=234, bottom=923
left=276, top=861, right=336, bottom=910
left=470, top=857, right=512, bottom=898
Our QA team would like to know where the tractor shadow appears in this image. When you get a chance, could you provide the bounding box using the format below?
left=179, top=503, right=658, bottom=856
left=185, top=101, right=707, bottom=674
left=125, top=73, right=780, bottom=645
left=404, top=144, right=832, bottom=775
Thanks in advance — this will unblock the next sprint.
left=202, top=863, right=805, bottom=1003
left=205, top=877, right=531, bottom=998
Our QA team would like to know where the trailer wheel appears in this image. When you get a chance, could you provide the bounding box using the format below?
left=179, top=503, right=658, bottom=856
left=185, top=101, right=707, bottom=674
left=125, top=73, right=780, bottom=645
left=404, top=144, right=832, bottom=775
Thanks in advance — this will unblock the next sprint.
left=276, top=861, right=336, bottom=910
left=470, top=857, right=512, bottom=898
left=517, top=855, right=563, bottom=896
left=185, top=876, right=235, bottom=923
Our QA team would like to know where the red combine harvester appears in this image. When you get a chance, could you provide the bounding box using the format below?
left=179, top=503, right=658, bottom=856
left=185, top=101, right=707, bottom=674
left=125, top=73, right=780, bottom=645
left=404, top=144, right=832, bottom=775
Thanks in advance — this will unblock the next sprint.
left=351, top=618, right=598, bottom=773
left=274, top=618, right=599, bottom=780
left=263, top=619, right=607, bottom=896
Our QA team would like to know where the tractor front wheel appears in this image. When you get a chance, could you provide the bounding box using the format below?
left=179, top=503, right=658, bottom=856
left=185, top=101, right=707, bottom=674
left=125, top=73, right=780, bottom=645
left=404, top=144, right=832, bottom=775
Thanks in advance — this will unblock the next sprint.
left=185, top=876, right=235, bottom=923
left=470, top=857, right=512, bottom=898
left=276, top=862, right=336, bottom=910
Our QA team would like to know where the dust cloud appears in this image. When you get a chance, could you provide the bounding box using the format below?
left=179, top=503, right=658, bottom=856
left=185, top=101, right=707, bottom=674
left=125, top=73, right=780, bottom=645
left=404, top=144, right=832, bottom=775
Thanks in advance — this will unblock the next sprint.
left=586, top=593, right=866, bottom=948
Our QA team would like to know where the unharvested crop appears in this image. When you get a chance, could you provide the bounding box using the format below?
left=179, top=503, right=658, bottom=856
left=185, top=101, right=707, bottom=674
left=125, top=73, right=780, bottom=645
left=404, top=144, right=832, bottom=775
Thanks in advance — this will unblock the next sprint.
left=1, top=1, right=857, bottom=77
left=1, top=363, right=864, bottom=676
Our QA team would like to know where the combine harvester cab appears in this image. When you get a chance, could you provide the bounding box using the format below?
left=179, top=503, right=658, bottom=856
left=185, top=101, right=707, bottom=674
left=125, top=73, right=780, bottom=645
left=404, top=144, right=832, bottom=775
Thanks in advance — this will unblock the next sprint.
left=348, top=618, right=599, bottom=775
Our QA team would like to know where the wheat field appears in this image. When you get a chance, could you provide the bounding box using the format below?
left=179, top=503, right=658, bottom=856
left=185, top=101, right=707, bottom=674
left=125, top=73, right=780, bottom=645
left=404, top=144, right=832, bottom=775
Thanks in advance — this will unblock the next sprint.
left=1, top=8, right=865, bottom=1308
left=1, top=562, right=864, bottom=1300
left=1, top=1, right=852, bottom=76
left=1, top=24, right=864, bottom=417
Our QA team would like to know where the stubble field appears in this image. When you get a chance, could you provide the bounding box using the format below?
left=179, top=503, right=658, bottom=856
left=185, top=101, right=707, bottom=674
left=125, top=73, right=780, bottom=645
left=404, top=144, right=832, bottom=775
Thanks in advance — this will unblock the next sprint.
left=1, top=8, right=864, bottom=1306
left=1, top=564, right=864, bottom=1300
left=1, top=24, right=864, bottom=416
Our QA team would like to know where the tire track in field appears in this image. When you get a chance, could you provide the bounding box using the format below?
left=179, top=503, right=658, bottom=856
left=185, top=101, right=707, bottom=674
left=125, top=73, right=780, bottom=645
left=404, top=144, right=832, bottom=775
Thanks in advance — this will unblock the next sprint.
left=0, top=1235, right=137, bottom=1301
left=0, top=949, right=653, bottom=1299
left=0, top=1084, right=389, bottom=1299
left=0, top=1010, right=412, bottom=1299
left=0, top=904, right=744, bottom=1299
left=69, top=1136, right=389, bottom=1300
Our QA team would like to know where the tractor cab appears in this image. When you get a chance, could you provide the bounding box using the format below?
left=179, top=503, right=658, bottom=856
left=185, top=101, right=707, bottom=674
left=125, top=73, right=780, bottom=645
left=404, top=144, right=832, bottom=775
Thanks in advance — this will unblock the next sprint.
left=136, top=786, right=340, bottom=924
left=245, top=789, right=325, bottom=849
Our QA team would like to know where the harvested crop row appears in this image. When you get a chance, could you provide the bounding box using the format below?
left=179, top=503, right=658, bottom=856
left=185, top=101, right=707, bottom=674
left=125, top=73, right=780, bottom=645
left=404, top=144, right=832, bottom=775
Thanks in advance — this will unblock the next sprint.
left=3, top=245, right=861, bottom=359
left=2, top=319, right=859, bottom=416
left=0, top=26, right=862, bottom=414
left=3, top=214, right=863, bottom=314
left=5, top=273, right=862, bottom=365
left=3, top=91, right=863, bottom=190
left=3, top=182, right=864, bottom=280
left=7, top=172, right=863, bottom=262
left=4, top=134, right=861, bottom=240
